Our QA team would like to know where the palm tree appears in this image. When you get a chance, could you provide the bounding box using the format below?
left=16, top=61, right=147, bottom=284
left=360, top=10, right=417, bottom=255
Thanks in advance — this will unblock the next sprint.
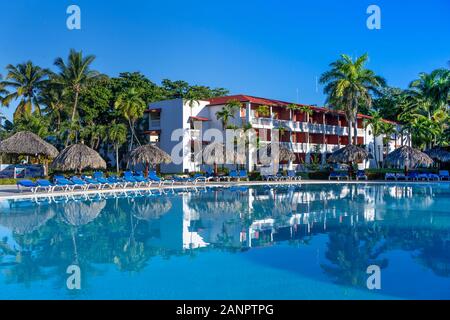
left=1, top=62, right=50, bottom=120
left=40, top=84, right=67, bottom=132
left=0, top=74, right=8, bottom=105
left=216, top=99, right=241, bottom=129
left=109, top=122, right=127, bottom=173
left=320, top=54, right=385, bottom=145
left=399, top=69, right=450, bottom=148
left=364, top=111, right=384, bottom=167
left=114, top=87, right=147, bottom=151
left=53, top=49, right=101, bottom=124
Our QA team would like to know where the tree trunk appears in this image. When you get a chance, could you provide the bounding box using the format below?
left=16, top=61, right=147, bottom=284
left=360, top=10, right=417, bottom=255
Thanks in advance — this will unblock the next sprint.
left=373, top=139, right=378, bottom=169
left=115, top=145, right=120, bottom=174
left=348, top=119, right=353, bottom=145
left=353, top=120, right=358, bottom=145
left=71, top=90, right=79, bottom=122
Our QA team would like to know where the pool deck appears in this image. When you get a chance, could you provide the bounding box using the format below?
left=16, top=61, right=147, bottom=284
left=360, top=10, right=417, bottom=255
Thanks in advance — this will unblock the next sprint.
left=0, top=180, right=448, bottom=201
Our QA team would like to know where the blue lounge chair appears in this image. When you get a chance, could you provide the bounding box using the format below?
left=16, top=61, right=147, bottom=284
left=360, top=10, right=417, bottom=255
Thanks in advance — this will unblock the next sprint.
left=36, top=179, right=56, bottom=192
left=427, top=173, right=440, bottom=181
left=329, top=172, right=340, bottom=180
left=239, top=170, right=249, bottom=181
left=287, top=170, right=301, bottom=181
left=54, top=178, right=75, bottom=191
left=70, top=177, right=89, bottom=190
left=95, top=176, right=115, bottom=188
left=226, top=170, right=240, bottom=181
left=439, top=170, right=449, bottom=181
left=407, top=172, right=419, bottom=181
left=385, top=173, right=396, bottom=181
left=149, top=171, right=175, bottom=186
left=83, top=177, right=104, bottom=189
left=418, top=173, right=429, bottom=181
left=339, top=172, right=349, bottom=180
left=122, top=172, right=140, bottom=188
left=395, top=173, right=408, bottom=181
left=17, top=180, right=38, bottom=193
left=108, top=175, right=126, bottom=188
left=356, top=170, right=368, bottom=181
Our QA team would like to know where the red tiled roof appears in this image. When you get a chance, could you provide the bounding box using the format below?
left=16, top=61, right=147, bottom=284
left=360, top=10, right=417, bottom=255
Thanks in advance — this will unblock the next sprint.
left=190, top=116, right=210, bottom=121
left=207, top=94, right=397, bottom=125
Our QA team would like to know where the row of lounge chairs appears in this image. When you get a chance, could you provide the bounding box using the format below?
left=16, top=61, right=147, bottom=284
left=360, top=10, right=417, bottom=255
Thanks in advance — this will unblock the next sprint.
left=385, top=170, right=449, bottom=181
left=16, top=170, right=251, bottom=194
left=16, top=171, right=177, bottom=193
left=329, top=171, right=368, bottom=181
left=263, top=170, right=302, bottom=181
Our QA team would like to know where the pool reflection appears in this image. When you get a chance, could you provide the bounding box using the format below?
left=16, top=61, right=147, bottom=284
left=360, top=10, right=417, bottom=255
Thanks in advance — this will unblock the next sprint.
left=0, top=183, right=449, bottom=293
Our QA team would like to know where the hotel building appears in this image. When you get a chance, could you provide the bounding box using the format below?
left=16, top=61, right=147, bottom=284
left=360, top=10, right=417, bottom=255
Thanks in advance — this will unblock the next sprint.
left=146, top=95, right=408, bottom=173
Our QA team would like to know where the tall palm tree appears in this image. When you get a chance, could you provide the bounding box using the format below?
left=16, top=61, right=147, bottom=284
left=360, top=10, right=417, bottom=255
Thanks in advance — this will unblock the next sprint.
left=40, top=84, right=67, bottom=132
left=1, top=62, right=50, bottom=120
left=0, top=74, right=8, bottom=104
left=114, top=87, right=147, bottom=151
left=400, top=69, right=450, bottom=148
left=216, top=99, right=241, bottom=129
left=108, top=122, right=127, bottom=173
left=364, top=111, right=384, bottom=167
left=53, top=49, right=101, bottom=123
left=320, top=54, right=385, bottom=145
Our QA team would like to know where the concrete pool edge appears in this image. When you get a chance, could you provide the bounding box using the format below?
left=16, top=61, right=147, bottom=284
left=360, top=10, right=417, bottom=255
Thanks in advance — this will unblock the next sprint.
left=0, top=180, right=449, bottom=201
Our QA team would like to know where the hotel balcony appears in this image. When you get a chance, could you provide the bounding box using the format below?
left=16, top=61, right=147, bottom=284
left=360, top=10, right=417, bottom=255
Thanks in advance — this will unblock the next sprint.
left=250, top=117, right=364, bottom=136
left=280, top=142, right=341, bottom=153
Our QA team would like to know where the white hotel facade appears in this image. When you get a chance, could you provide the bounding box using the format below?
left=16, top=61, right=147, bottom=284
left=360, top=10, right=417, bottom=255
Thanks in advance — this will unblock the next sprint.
left=145, top=95, right=408, bottom=174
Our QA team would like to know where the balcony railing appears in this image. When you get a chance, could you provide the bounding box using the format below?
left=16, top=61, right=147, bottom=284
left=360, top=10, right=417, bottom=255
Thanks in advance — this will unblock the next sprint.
left=149, top=120, right=161, bottom=128
left=250, top=116, right=365, bottom=136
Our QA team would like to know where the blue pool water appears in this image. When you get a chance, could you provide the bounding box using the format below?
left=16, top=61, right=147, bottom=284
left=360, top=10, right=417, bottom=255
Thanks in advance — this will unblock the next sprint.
left=0, top=183, right=450, bottom=300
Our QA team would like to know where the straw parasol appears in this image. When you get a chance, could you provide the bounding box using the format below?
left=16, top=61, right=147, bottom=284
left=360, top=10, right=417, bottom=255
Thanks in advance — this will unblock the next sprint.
left=425, top=147, right=450, bottom=163
left=0, top=131, right=59, bottom=176
left=60, top=200, right=106, bottom=226
left=327, top=145, right=369, bottom=164
left=131, top=197, right=172, bottom=221
left=127, top=144, right=171, bottom=168
left=385, top=146, right=433, bottom=169
left=0, top=206, right=56, bottom=235
left=258, top=143, right=296, bottom=162
left=51, top=143, right=106, bottom=173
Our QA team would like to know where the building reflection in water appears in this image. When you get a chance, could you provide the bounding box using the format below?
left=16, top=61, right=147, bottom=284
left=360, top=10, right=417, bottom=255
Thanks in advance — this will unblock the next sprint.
left=0, top=183, right=449, bottom=289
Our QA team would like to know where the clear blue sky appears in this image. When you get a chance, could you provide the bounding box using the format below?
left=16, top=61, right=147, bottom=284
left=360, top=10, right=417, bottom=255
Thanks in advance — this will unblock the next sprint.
left=1, top=0, right=449, bottom=120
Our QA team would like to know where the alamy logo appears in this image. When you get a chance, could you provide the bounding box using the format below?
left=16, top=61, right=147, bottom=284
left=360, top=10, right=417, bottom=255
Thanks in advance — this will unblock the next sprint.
left=366, top=5, right=381, bottom=30
left=66, top=265, right=81, bottom=290
left=366, top=265, right=381, bottom=290
left=66, top=5, right=81, bottom=30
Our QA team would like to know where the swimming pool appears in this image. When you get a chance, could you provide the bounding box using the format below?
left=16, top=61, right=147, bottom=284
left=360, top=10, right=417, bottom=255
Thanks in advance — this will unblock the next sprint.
left=0, top=183, right=449, bottom=300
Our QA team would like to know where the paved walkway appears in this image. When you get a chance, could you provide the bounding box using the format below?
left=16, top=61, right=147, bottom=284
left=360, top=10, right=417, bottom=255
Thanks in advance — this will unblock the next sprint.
left=1, top=180, right=447, bottom=201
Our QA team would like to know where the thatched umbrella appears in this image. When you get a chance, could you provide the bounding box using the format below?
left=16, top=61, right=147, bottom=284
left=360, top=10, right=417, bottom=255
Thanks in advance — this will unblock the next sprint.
left=61, top=200, right=106, bottom=226
left=385, top=146, right=433, bottom=169
left=0, top=131, right=59, bottom=176
left=0, top=206, right=56, bottom=235
left=127, top=144, right=171, bottom=175
left=327, top=145, right=368, bottom=164
left=131, top=197, right=172, bottom=221
left=51, top=143, right=106, bottom=173
left=258, top=143, right=295, bottom=173
left=425, top=147, right=450, bottom=163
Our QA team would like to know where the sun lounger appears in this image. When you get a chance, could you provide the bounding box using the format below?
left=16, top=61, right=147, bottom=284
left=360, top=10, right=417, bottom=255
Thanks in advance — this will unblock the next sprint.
left=287, top=170, right=301, bottom=181
left=427, top=173, right=440, bottom=181
left=54, top=178, right=76, bottom=191
left=239, top=170, right=249, bottom=181
left=329, top=172, right=345, bottom=180
left=148, top=171, right=174, bottom=186
left=385, top=173, right=396, bottom=181
left=356, top=170, right=368, bottom=181
left=417, top=173, right=429, bottom=181
left=36, top=179, right=56, bottom=192
left=108, top=176, right=126, bottom=188
left=407, top=172, right=419, bottom=181
left=17, top=180, right=38, bottom=193
left=70, top=176, right=90, bottom=190
left=395, top=173, right=408, bottom=181
left=439, top=170, right=450, bottom=181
